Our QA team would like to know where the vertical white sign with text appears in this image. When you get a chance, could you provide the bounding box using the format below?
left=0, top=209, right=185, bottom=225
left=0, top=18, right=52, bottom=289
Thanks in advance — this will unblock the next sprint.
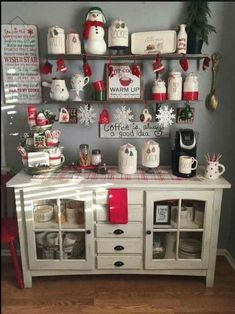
left=1, top=24, right=42, bottom=104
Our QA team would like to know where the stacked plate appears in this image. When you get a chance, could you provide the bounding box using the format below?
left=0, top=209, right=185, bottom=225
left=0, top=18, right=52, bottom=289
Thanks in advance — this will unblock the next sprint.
left=179, top=238, right=201, bottom=259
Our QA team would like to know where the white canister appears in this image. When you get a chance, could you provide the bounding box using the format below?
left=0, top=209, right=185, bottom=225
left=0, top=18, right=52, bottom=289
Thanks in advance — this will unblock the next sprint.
left=142, top=140, right=160, bottom=169
left=108, top=19, right=129, bottom=48
left=47, top=26, right=65, bottom=54
left=66, top=33, right=81, bottom=54
left=183, top=73, right=199, bottom=101
left=167, top=71, right=182, bottom=100
left=152, top=78, right=167, bottom=101
left=118, top=143, right=137, bottom=175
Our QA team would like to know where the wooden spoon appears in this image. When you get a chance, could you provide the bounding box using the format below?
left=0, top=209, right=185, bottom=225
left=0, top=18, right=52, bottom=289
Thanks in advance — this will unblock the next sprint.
left=206, top=52, right=221, bottom=111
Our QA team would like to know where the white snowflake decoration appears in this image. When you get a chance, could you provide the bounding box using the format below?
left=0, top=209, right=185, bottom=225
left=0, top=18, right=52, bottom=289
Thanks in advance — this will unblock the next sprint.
left=78, top=104, right=96, bottom=126
left=156, top=105, right=176, bottom=128
left=114, top=105, right=134, bottom=125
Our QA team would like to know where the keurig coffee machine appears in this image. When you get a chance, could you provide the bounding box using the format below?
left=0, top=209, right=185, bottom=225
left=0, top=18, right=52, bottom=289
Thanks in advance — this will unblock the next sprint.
left=172, top=128, right=197, bottom=177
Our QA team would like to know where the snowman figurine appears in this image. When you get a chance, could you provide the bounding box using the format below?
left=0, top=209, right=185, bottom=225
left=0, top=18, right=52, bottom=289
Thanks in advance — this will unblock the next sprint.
left=83, top=6, right=107, bottom=55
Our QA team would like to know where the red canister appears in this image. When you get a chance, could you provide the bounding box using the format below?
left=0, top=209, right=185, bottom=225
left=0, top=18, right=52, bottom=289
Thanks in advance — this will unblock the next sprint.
left=183, top=73, right=199, bottom=101
left=27, top=105, right=37, bottom=127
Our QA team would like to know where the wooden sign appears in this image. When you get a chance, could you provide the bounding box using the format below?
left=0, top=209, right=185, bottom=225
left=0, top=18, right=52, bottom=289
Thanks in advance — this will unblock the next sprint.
left=1, top=24, right=42, bottom=104
left=106, top=63, right=143, bottom=100
left=99, top=122, right=169, bottom=138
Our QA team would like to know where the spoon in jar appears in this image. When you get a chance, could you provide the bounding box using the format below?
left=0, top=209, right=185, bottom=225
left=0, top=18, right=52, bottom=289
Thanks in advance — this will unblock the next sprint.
left=206, top=52, right=221, bottom=111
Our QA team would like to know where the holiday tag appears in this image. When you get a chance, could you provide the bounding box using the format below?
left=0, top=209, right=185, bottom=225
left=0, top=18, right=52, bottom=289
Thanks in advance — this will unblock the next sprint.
left=59, top=107, right=70, bottom=123
left=99, top=109, right=110, bottom=124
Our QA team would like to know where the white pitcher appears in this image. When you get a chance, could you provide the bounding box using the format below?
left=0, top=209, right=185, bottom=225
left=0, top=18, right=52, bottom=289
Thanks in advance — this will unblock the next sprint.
left=42, top=79, right=69, bottom=102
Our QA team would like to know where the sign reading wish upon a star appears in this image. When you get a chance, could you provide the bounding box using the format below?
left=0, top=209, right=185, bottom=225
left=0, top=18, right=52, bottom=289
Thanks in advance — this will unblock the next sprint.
left=1, top=24, right=42, bottom=104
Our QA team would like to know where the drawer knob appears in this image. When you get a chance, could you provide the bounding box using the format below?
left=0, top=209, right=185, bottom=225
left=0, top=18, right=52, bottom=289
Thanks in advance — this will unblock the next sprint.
left=86, top=230, right=91, bottom=234
left=114, top=261, right=124, bottom=267
left=114, top=245, right=124, bottom=251
left=146, top=230, right=152, bottom=235
left=113, top=229, right=124, bottom=235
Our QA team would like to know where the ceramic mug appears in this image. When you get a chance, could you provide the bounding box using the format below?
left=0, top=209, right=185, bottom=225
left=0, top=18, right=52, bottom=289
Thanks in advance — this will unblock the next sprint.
left=63, top=233, right=78, bottom=247
left=46, top=233, right=59, bottom=246
left=204, top=161, right=225, bottom=179
left=181, top=206, right=194, bottom=226
left=179, top=155, right=198, bottom=174
left=194, top=208, right=204, bottom=227
left=35, top=232, right=48, bottom=246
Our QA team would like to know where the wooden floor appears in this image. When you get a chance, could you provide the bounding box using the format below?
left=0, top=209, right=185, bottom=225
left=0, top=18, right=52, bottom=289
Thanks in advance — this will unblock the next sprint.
left=1, top=256, right=235, bottom=314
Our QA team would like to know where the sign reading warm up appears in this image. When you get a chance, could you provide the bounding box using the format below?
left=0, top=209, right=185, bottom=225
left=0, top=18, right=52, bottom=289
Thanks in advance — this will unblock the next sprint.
left=1, top=24, right=42, bottom=104
left=99, top=122, right=169, bottom=138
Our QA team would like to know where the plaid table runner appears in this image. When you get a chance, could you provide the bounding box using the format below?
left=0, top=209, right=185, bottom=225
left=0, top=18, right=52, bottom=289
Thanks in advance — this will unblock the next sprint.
left=31, top=166, right=203, bottom=182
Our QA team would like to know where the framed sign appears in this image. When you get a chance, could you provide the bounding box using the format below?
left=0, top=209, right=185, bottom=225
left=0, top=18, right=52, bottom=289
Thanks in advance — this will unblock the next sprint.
left=1, top=24, right=42, bottom=104
left=106, top=63, right=143, bottom=100
left=154, top=202, right=171, bottom=225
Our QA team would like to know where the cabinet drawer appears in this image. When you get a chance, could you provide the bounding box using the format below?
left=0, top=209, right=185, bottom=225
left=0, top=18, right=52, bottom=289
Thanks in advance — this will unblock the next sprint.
left=95, top=189, right=143, bottom=205
left=96, top=223, right=143, bottom=238
left=95, top=204, right=143, bottom=222
left=97, top=239, right=142, bottom=254
left=97, top=255, right=142, bottom=269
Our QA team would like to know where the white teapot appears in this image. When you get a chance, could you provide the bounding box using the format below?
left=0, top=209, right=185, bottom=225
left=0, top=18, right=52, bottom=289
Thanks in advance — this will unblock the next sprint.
left=71, top=73, right=89, bottom=101
left=142, top=140, right=160, bottom=170
left=42, top=79, right=69, bottom=102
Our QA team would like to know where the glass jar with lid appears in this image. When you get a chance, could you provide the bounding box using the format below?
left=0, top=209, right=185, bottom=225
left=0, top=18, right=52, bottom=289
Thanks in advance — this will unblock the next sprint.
left=79, top=144, right=91, bottom=166
left=91, top=149, right=102, bottom=166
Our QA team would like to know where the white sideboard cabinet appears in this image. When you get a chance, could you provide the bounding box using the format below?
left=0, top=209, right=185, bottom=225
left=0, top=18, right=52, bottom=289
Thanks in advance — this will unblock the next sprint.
left=7, top=168, right=231, bottom=288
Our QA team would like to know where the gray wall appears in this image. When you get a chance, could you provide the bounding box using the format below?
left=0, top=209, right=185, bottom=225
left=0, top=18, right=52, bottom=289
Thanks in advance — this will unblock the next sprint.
left=1, top=2, right=235, bottom=256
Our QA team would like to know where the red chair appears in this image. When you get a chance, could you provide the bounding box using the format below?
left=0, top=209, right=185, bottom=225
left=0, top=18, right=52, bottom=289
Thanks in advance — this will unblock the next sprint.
left=1, top=171, right=24, bottom=289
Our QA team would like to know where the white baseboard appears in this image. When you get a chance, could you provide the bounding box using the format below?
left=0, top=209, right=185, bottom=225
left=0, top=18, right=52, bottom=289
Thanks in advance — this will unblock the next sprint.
left=217, top=249, right=235, bottom=270
left=2, top=248, right=235, bottom=270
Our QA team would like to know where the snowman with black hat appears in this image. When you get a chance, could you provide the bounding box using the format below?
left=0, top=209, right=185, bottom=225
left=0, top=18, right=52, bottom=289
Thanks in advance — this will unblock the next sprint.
left=83, top=6, right=107, bottom=55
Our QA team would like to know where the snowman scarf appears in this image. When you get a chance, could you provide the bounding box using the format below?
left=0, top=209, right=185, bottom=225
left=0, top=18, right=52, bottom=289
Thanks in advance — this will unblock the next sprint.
left=83, top=21, right=104, bottom=40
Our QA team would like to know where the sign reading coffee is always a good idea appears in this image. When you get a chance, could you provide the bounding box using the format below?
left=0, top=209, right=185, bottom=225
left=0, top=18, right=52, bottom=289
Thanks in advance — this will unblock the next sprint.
left=106, top=63, right=143, bottom=100
left=100, top=122, right=169, bottom=138
left=1, top=24, right=42, bottom=104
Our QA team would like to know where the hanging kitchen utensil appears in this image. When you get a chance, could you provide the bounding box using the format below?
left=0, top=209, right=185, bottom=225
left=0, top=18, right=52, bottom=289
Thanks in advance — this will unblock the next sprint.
left=206, top=52, right=221, bottom=111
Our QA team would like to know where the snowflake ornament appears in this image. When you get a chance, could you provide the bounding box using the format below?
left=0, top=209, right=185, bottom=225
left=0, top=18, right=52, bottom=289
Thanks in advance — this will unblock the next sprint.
left=78, top=104, right=96, bottom=126
left=114, top=105, right=134, bottom=125
left=156, top=105, right=176, bottom=128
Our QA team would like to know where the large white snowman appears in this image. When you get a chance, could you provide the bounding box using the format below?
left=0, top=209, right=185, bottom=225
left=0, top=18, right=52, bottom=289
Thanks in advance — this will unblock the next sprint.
left=83, top=7, right=107, bottom=55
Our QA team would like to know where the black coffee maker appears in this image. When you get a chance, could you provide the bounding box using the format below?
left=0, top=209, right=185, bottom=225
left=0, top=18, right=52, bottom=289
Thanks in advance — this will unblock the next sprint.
left=172, top=128, right=197, bottom=178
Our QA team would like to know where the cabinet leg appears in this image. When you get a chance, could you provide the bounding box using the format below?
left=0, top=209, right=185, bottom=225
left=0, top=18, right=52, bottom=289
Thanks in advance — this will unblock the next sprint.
left=22, top=271, right=32, bottom=288
left=206, top=273, right=214, bottom=288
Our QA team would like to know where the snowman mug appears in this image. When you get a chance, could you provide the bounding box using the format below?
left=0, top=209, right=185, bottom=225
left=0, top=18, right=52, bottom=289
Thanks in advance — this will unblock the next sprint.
left=204, top=161, right=225, bottom=179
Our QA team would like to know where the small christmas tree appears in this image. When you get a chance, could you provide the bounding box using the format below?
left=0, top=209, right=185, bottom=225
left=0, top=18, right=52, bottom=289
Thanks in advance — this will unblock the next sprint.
left=186, top=2, right=216, bottom=53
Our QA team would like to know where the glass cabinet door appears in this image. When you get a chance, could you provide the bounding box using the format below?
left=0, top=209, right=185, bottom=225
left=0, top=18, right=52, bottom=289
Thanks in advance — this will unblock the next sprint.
left=25, top=190, right=94, bottom=270
left=145, top=190, right=213, bottom=269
